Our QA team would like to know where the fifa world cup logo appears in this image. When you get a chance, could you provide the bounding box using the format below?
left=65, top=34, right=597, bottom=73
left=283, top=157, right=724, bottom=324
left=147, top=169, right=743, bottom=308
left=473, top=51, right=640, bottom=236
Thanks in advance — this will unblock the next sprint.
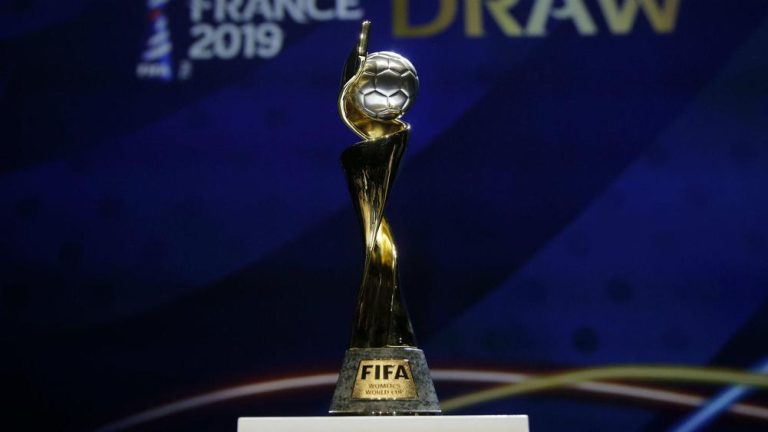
left=330, top=21, right=440, bottom=416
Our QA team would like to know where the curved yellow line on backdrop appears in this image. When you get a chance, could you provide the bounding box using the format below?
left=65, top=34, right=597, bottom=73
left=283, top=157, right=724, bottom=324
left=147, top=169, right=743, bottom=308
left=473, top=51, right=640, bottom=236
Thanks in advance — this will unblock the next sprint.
left=441, top=365, right=768, bottom=412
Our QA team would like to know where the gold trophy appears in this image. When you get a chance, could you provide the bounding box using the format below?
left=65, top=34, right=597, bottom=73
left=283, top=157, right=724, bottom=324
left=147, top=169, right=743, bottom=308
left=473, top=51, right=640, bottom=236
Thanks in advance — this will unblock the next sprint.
left=329, top=21, right=441, bottom=416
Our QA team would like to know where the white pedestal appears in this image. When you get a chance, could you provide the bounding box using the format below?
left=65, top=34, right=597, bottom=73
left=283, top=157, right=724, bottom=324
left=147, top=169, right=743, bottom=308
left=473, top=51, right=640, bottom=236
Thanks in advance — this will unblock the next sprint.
left=238, top=415, right=529, bottom=431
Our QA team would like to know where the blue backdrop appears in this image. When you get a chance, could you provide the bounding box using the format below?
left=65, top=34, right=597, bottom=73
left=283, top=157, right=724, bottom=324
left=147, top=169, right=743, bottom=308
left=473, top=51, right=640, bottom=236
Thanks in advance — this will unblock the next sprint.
left=2, top=1, right=768, bottom=431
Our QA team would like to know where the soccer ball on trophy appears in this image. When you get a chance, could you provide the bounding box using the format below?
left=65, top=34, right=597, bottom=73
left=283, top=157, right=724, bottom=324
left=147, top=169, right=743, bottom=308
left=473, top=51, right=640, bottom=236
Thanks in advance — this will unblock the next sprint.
left=352, top=51, right=419, bottom=121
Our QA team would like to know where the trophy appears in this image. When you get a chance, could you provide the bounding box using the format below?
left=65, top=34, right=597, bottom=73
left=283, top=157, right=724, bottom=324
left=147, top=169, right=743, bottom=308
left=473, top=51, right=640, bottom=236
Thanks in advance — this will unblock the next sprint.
left=329, top=21, right=441, bottom=416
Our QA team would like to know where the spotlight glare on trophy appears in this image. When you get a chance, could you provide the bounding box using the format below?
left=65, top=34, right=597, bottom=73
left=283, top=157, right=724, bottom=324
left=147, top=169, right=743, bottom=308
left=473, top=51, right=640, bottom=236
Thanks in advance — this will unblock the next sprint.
left=329, top=21, right=441, bottom=416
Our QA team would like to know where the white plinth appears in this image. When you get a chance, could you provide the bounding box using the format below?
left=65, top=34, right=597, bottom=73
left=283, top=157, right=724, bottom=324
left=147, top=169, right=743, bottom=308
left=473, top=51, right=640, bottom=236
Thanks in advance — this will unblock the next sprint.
left=238, top=415, right=528, bottom=431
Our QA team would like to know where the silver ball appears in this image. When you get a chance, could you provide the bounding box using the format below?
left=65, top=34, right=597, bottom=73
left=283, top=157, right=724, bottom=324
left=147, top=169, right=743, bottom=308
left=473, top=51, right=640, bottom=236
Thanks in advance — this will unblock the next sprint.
left=352, top=51, right=419, bottom=121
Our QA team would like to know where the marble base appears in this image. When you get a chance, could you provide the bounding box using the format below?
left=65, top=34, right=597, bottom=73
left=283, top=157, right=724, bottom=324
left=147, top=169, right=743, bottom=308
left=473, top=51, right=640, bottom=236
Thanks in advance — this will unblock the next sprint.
left=329, top=347, right=440, bottom=415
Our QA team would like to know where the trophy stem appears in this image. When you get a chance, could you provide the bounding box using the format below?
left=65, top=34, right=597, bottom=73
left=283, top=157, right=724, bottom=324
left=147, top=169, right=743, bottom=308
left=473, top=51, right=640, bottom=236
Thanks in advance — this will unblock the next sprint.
left=330, top=128, right=441, bottom=415
left=341, top=129, right=415, bottom=348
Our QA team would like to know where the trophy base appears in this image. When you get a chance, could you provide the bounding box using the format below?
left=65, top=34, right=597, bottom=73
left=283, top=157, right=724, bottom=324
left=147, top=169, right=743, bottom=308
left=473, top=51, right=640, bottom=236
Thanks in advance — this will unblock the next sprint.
left=329, top=347, right=441, bottom=415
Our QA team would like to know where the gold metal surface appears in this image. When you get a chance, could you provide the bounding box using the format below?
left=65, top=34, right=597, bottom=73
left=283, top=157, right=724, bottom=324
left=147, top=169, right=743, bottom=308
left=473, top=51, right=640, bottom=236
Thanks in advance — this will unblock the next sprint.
left=339, top=21, right=418, bottom=349
left=351, top=359, right=418, bottom=400
left=342, top=128, right=415, bottom=348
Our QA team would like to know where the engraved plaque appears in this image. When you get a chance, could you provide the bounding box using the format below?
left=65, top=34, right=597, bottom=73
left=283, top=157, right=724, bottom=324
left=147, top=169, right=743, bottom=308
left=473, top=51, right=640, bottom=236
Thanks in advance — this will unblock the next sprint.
left=352, top=359, right=418, bottom=400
